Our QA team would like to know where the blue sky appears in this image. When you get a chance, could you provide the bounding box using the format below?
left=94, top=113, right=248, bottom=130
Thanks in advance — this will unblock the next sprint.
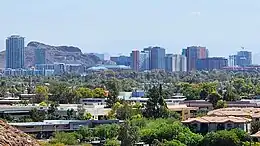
left=1, top=0, right=260, bottom=57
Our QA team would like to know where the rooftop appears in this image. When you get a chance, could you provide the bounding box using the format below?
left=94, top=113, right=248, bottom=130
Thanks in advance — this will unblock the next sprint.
left=251, top=131, right=260, bottom=138
left=182, top=116, right=251, bottom=123
left=168, top=104, right=198, bottom=111
left=207, top=107, right=260, bottom=118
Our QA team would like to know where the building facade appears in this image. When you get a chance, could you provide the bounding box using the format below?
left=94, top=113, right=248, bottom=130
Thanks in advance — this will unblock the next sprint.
left=196, top=57, right=228, bottom=70
left=6, top=35, right=25, bottom=69
left=130, top=50, right=140, bottom=71
left=186, top=46, right=208, bottom=71
left=143, top=47, right=152, bottom=70
left=165, top=54, right=187, bottom=72
left=34, top=48, right=46, bottom=65
left=140, top=51, right=150, bottom=71
left=110, top=56, right=131, bottom=66
left=236, top=51, right=252, bottom=67
left=151, top=47, right=165, bottom=70
left=228, top=55, right=237, bottom=67
left=165, top=54, right=174, bottom=72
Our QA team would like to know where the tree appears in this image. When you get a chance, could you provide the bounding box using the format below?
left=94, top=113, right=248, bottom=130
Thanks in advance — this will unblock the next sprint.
left=143, top=84, right=169, bottom=118
left=76, top=87, right=94, bottom=98
left=66, top=109, right=75, bottom=120
left=104, top=139, right=120, bottom=146
left=94, top=124, right=119, bottom=140
left=200, top=130, right=240, bottom=146
left=39, top=101, right=48, bottom=107
left=77, top=105, right=92, bottom=120
left=116, top=102, right=136, bottom=120
left=105, top=79, right=120, bottom=107
left=35, top=85, right=49, bottom=103
left=47, top=103, right=61, bottom=120
left=215, top=100, right=227, bottom=109
left=223, top=86, right=239, bottom=101
left=163, top=140, right=186, bottom=146
left=77, top=126, right=93, bottom=141
left=50, top=132, right=78, bottom=145
left=30, top=108, right=46, bottom=122
left=140, top=119, right=202, bottom=145
left=251, top=121, right=260, bottom=134
left=118, top=120, right=140, bottom=146
left=49, top=83, right=76, bottom=104
left=93, top=88, right=106, bottom=98
left=207, top=92, right=222, bottom=108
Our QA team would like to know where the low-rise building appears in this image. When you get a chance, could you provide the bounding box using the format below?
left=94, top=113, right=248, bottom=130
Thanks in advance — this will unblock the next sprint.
left=168, top=104, right=198, bottom=120
left=9, top=120, right=122, bottom=138
left=0, top=104, right=111, bottom=120
left=182, top=116, right=251, bottom=133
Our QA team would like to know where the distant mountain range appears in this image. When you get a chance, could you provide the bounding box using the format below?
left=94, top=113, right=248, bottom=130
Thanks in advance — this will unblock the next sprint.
left=0, top=41, right=100, bottom=68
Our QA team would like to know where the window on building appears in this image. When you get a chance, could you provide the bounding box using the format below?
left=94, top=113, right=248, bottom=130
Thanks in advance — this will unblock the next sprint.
left=217, top=123, right=225, bottom=130
left=227, top=123, right=233, bottom=129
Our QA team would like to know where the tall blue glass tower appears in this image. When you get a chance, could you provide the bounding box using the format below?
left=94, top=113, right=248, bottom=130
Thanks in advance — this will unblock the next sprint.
left=6, top=35, right=25, bottom=69
left=34, top=47, right=46, bottom=65
left=151, top=47, right=166, bottom=70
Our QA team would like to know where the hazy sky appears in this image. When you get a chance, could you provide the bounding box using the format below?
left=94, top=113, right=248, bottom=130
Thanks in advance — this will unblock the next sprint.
left=1, top=0, right=260, bottom=57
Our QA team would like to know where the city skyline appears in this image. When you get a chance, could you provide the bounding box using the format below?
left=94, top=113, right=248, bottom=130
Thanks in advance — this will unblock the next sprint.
left=1, top=0, right=260, bottom=57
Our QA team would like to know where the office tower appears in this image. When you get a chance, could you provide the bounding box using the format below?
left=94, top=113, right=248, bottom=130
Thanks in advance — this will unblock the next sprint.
left=6, top=35, right=25, bottom=69
left=236, top=51, right=252, bottom=67
left=196, top=57, right=228, bottom=70
left=165, top=54, right=187, bottom=72
left=182, top=48, right=187, bottom=56
left=186, top=46, right=208, bottom=71
left=34, top=48, right=46, bottom=65
left=165, top=54, right=174, bottom=72
left=180, top=55, right=187, bottom=72
left=151, top=47, right=166, bottom=70
left=143, top=47, right=152, bottom=70
left=228, top=55, right=237, bottom=66
left=130, top=50, right=140, bottom=71
left=140, top=51, right=150, bottom=71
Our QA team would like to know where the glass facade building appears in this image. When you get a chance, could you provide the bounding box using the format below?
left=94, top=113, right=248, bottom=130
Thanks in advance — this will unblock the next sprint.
left=151, top=47, right=165, bottom=70
left=6, top=35, right=25, bottom=69
left=34, top=48, right=46, bottom=65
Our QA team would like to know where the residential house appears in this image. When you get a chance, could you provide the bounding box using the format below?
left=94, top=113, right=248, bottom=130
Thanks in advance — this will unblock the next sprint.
left=182, top=116, right=251, bottom=133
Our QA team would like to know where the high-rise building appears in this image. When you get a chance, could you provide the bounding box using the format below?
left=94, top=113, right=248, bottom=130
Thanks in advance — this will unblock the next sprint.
left=228, top=55, right=237, bottom=66
left=236, top=51, right=252, bottom=67
left=151, top=47, right=165, bottom=70
left=165, top=54, right=174, bottom=72
left=180, top=55, right=187, bottom=72
left=6, top=35, right=25, bottom=69
left=143, top=47, right=152, bottom=70
left=140, top=51, right=150, bottom=71
left=196, top=57, right=228, bottom=70
left=130, top=50, right=140, bottom=71
left=182, top=48, right=187, bottom=56
left=34, top=48, right=46, bottom=65
left=165, top=54, right=187, bottom=72
left=186, top=46, right=208, bottom=71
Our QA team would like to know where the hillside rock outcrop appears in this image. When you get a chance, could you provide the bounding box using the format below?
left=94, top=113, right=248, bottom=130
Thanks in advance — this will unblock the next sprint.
left=0, top=41, right=100, bottom=68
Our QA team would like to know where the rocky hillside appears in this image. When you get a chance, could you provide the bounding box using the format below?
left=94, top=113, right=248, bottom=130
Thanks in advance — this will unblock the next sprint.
left=0, top=41, right=100, bottom=68
left=0, top=120, right=39, bottom=146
